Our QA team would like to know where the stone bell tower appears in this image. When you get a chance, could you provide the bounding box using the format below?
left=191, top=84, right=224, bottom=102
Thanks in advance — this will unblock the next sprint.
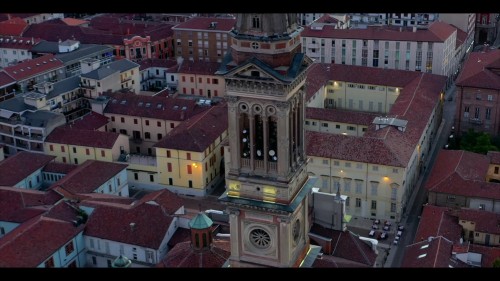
left=218, top=13, right=316, bottom=268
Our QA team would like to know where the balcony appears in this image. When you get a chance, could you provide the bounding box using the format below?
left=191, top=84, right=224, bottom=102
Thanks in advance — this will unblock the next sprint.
left=80, top=84, right=96, bottom=89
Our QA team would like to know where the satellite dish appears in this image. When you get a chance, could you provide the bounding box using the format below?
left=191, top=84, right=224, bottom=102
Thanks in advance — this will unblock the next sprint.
left=269, top=150, right=275, bottom=156
left=243, top=138, right=247, bottom=143
left=256, top=150, right=262, bottom=156
left=273, top=156, right=277, bottom=161
left=242, top=129, right=247, bottom=134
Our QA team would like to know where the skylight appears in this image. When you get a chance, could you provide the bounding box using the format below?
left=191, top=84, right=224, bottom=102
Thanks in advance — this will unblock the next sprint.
left=420, top=244, right=429, bottom=249
left=418, top=254, right=427, bottom=259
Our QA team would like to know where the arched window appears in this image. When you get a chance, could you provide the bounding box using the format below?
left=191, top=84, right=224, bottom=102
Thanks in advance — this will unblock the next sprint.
left=252, top=15, right=260, bottom=29
left=195, top=233, right=200, bottom=247
left=202, top=233, right=207, bottom=248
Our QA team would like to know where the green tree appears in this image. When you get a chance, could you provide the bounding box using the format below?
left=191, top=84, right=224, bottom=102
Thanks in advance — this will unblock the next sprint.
left=459, top=129, right=498, bottom=154
left=493, top=257, right=500, bottom=268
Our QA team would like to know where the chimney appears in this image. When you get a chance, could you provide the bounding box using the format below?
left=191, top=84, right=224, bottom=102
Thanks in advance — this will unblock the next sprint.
left=130, top=222, right=136, bottom=231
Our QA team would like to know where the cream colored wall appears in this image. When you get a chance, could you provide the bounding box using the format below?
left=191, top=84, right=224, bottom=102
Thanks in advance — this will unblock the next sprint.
left=178, top=74, right=225, bottom=97
left=120, top=67, right=141, bottom=93
left=305, top=119, right=367, bottom=136
left=486, top=164, right=500, bottom=182
left=44, top=142, right=114, bottom=164
left=307, top=157, right=405, bottom=221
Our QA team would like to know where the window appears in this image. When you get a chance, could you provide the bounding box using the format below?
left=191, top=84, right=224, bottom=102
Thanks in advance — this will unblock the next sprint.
left=44, top=257, right=55, bottom=268
left=464, top=106, right=470, bottom=118
left=187, top=165, right=192, bottom=174
left=145, top=132, right=151, bottom=139
left=120, top=117, right=125, bottom=123
left=370, top=181, right=378, bottom=196
left=495, top=167, right=499, bottom=174
left=355, top=180, right=362, bottom=194
left=371, top=200, right=377, bottom=210
left=64, top=241, right=75, bottom=256
left=170, top=123, right=175, bottom=129
left=345, top=162, right=351, bottom=168
left=333, top=161, right=339, bottom=166
left=486, top=108, right=491, bottom=120
left=149, top=174, right=154, bottom=182
left=61, top=146, right=65, bottom=152
left=157, top=133, right=162, bottom=140
left=391, top=203, right=396, bottom=212
left=355, top=198, right=361, bottom=207
left=322, top=123, right=328, bottom=128
left=62, top=157, right=66, bottom=163
left=167, top=150, right=171, bottom=158
left=187, top=153, right=191, bottom=160
left=74, top=158, right=78, bottom=165
left=487, top=95, right=493, bottom=101
left=447, top=195, right=456, bottom=202
left=335, top=124, right=341, bottom=129
left=322, top=159, right=328, bottom=165
left=101, top=150, right=105, bottom=157
left=347, top=126, right=355, bottom=131
left=392, top=168, right=398, bottom=173
left=344, top=178, right=351, bottom=193
left=479, top=204, right=485, bottom=210
left=372, top=165, right=378, bottom=171
left=73, top=147, right=77, bottom=153
left=134, top=119, right=138, bottom=124
left=252, top=15, right=260, bottom=29
left=86, top=148, right=90, bottom=155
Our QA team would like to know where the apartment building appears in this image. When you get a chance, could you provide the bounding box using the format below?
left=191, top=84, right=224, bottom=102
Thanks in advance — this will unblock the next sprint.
left=172, top=17, right=235, bottom=63
left=177, top=60, right=224, bottom=98
left=301, top=21, right=459, bottom=86
left=138, top=58, right=178, bottom=92
left=0, top=36, right=42, bottom=68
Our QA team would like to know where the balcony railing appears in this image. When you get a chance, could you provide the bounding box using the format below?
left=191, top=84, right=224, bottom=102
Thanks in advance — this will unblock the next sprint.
left=469, top=118, right=483, bottom=125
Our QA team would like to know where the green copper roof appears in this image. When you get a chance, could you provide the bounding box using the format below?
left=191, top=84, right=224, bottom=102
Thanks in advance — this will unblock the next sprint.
left=189, top=212, right=213, bottom=230
left=112, top=255, right=132, bottom=268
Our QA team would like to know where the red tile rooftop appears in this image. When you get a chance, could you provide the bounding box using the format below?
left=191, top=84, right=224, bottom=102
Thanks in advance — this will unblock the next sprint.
left=0, top=19, right=27, bottom=37
left=172, top=17, right=236, bottom=32
left=456, top=49, right=500, bottom=90
left=42, top=162, right=78, bottom=175
left=3, top=54, right=63, bottom=81
left=0, top=151, right=55, bottom=186
left=66, top=111, right=109, bottom=131
left=178, top=60, right=221, bottom=75
left=487, top=151, right=500, bottom=165
left=0, top=71, right=16, bottom=87
left=50, top=160, right=128, bottom=194
left=0, top=36, right=41, bottom=50
left=458, top=208, right=500, bottom=235
left=158, top=238, right=230, bottom=268
left=103, top=91, right=208, bottom=121
left=402, top=236, right=454, bottom=268
left=302, top=21, right=457, bottom=42
left=306, top=107, right=379, bottom=126
left=61, top=18, right=89, bottom=26
left=138, top=58, right=178, bottom=71
left=414, top=205, right=462, bottom=244
left=469, top=244, right=500, bottom=267
left=154, top=103, right=228, bottom=152
left=45, top=126, right=121, bottom=149
left=0, top=216, right=84, bottom=267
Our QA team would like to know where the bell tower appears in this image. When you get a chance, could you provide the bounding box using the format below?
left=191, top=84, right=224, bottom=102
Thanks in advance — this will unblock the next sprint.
left=218, top=14, right=316, bottom=268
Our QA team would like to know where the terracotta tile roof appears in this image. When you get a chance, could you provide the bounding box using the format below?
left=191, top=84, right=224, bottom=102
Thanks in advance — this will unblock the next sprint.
left=44, top=200, right=83, bottom=223
left=309, top=223, right=377, bottom=266
left=158, top=238, right=230, bottom=267
left=66, top=111, right=109, bottom=131
left=138, top=58, right=178, bottom=71
left=0, top=216, right=84, bottom=267
left=173, top=17, right=235, bottom=32
left=167, top=227, right=191, bottom=248
left=453, top=24, right=467, bottom=49
left=469, top=244, right=500, bottom=267
left=314, top=14, right=340, bottom=25
left=304, top=63, right=331, bottom=101
left=458, top=208, right=500, bottom=235
left=0, top=36, right=41, bottom=50
left=22, top=23, right=125, bottom=46
left=50, top=160, right=128, bottom=194
left=414, top=205, right=462, bottom=244
left=0, top=16, right=26, bottom=25
left=42, top=162, right=78, bottom=175
left=136, top=189, right=184, bottom=215
left=0, top=20, right=28, bottom=36
left=302, top=21, right=456, bottom=42
left=178, top=60, right=221, bottom=75
left=45, top=126, right=121, bottom=149
left=0, top=71, right=16, bottom=87
left=72, top=191, right=135, bottom=206
left=425, top=150, right=500, bottom=200
left=306, top=131, right=403, bottom=166
left=154, top=103, right=228, bottom=152
left=402, top=236, right=454, bottom=268
left=0, top=151, right=55, bottom=186
left=306, top=107, right=379, bottom=126
left=83, top=202, right=175, bottom=249
left=487, top=151, right=500, bottom=165
left=306, top=65, right=446, bottom=167
left=455, top=49, right=500, bottom=90
left=103, top=91, right=208, bottom=121
left=61, top=18, right=89, bottom=26
left=2, top=54, right=63, bottom=81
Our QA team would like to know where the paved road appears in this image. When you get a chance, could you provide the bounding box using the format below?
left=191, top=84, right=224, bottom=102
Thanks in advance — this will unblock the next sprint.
left=386, top=82, right=457, bottom=267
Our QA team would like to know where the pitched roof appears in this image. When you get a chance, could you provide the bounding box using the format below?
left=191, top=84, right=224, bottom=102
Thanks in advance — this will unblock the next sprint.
left=0, top=186, right=62, bottom=223
left=0, top=71, right=16, bottom=87
left=45, top=126, right=121, bottom=149
left=455, top=49, right=500, bottom=90
left=469, top=244, right=500, bottom=268
left=0, top=35, right=41, bottom=50
left=306, top=107, right=379, bottom=126
left=172, top=17, right=235, bottom=32
left=0, top=20, right=28, bottom=36
left=158, top=238, right=231, bottom=268
left=189, top=212, right=213, bottom=229
left=55, top=44, right=113, bottom=64
left=80, top=67, right=117, bottom=80
left=83, top=198, right=179, bottom=249
left=103, top=91, right=207, bottom=121
left=50, top=160, right=128, bottom=194
left=301, top=21, right=456, bottom=43
left=458, top=208, right=500, bottom=235
left=0, top=95, right=35, bottom=112
left=66, top=111, right=109, bottom=131
left=138, top=58, right=178, bottom=71
left=402, top=236, right=454, bottom=268
left=61, top=18, right=89, bottom=26
left=414, top=205, right=462, bottom=244
left=0, top=151, right=55, bottom=186
left=2, top=54, right=63, bottom=81
left=178, top=60, right=221, bottom=75
left=42, top=162, right=78, bottom=175
left=305, top=63, right=446, bottom=167
left=487, top=151, right=500, bottom=165
left=136, top=189, right=184, bottom=215
left=45, top=75, right=80, bottom=100
left=309, top=223, right=377, bottom=266
left=425, top=150, right=500, bottom=200
left=154, top=103, right=228, bottom=152
left=0, top=216, right=84, bottom=267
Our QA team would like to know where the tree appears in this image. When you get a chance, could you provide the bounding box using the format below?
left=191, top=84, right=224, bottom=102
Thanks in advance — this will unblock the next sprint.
left=459, top=128, right=498, bottom=155
left=493, top=257, right=500, bottom=268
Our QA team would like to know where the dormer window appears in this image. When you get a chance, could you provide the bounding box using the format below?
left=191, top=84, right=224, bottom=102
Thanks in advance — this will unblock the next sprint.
left=252, top=15, right=260, bottom=29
